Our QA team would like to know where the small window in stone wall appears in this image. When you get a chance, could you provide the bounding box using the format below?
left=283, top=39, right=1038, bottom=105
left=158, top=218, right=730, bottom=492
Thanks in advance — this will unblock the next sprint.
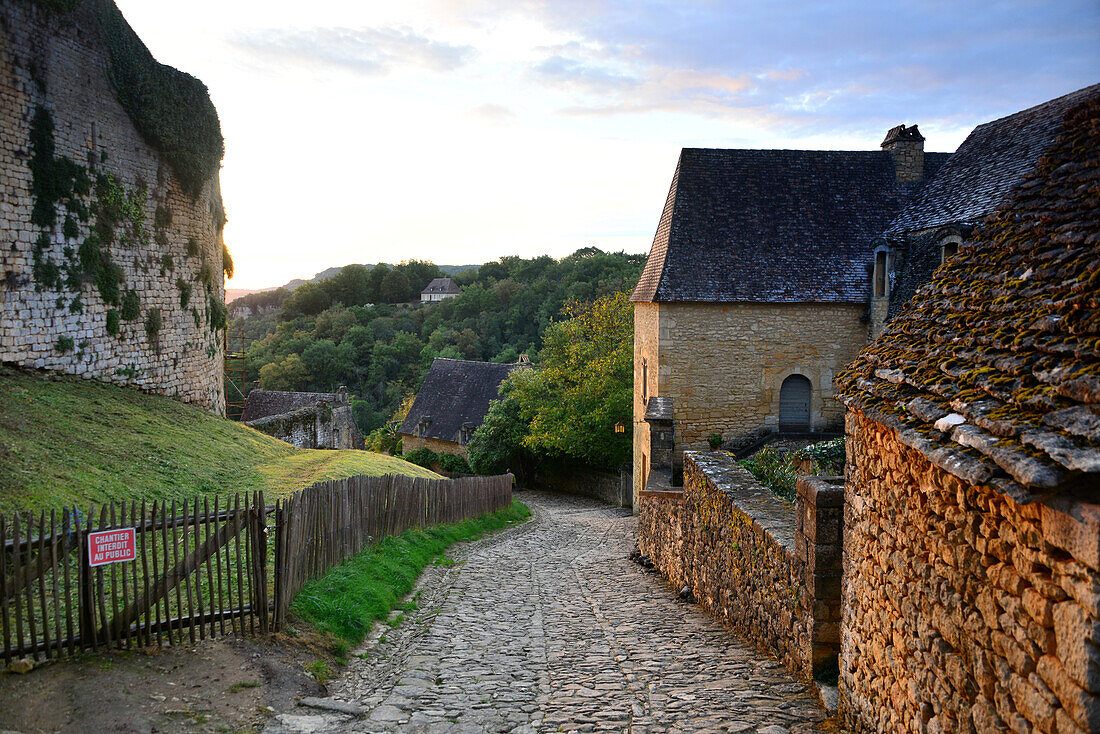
left=873, top=251, right=888, bottom=298
left=642, top=357, right=648, bottom=402
left=941, top=239, right=960, bottom=264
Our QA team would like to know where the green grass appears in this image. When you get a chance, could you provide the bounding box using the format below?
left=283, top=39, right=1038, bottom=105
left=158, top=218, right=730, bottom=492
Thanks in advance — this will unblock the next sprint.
left=290, top=501, right=532, bottom=643
left=0, top=368, right=439, bottom=513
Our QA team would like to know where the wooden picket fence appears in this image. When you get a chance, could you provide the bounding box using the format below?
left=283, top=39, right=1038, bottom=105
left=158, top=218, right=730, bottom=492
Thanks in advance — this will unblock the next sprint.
left=0, top=473, right=511, bottom=665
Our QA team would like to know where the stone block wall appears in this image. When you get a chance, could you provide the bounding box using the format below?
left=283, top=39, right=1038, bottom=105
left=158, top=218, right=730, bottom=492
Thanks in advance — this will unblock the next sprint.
left=841, top=410, right=1100, bottom=733
left=633, top=301, right=867, bottom=502
left=0, top=2, right=226, bottom=412
left=400, top=435, right=469, bottom=459
left=533, top=464, right=632, bottom=508
left=638, top=451, right=845, bottom=681
left=247, top=404, right=363, bottom=450
left=796, top=475, right=845, bottom=679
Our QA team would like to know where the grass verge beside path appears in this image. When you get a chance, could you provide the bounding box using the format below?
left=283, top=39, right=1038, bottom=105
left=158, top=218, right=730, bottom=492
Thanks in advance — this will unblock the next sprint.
left=0, top=367, right=438, bottom=513
left=291, top=500, right=532, bottom=645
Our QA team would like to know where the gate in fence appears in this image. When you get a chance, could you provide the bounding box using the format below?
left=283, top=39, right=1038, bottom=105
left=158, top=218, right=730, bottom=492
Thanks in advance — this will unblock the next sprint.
left=1, top=473, right=510, bottom=664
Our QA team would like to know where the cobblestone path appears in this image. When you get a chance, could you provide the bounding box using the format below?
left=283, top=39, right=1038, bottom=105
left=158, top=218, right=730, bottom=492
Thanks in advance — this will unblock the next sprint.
left=269, top=492, right=828, bottom=734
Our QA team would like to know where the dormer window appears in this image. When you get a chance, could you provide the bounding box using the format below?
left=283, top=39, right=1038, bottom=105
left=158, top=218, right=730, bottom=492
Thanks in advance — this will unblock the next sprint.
left=941, top=239, right=960, bottom=264
left=873, top=251, right=889, bottom=298
left=460, top=423, right=474, bottom=445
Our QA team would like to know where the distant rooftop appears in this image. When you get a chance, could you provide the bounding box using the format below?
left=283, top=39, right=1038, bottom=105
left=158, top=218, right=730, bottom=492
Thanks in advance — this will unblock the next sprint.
left=421, top=277, right=462, bottom=295
left=399, top=358, right=525, bottom=443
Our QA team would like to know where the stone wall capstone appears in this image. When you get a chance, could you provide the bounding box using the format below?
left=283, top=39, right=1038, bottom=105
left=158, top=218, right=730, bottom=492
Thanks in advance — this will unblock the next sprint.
left=840, top=410, right=1100, bottom=734
left=0, top=1, right=226, bottom=412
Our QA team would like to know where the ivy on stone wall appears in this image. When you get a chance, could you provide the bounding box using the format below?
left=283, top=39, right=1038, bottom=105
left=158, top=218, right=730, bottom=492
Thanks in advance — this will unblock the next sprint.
left=90, top=0, right=224, bottom=199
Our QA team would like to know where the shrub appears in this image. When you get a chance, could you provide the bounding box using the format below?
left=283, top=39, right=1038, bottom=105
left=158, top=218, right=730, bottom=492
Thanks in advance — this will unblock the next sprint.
left=707, top=433, right=723, bottom=450
left=403, top=447, right=438, bottom=470
left=119, top=289, right=140, bottom=320
left=740, top=446, right=796, bottom=501
left=437, top=453, right=472, bottom=474
left=793, top=437, right=846, bottom=475
left=55, top=335, right=74, bottom=353
left=105, top=309, right=121, bottom=336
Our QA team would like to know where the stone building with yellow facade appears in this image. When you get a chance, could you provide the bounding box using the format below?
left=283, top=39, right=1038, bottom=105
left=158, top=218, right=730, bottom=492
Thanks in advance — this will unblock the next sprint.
left=630, top=139, right=949, bottom=498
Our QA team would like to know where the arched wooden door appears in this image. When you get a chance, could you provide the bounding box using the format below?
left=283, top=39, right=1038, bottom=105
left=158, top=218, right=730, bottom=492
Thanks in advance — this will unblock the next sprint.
left=779, top=375, right=812, bottom=432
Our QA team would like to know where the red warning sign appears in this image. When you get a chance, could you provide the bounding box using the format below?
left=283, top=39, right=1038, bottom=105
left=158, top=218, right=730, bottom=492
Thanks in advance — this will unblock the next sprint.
left=88, top=528, right=137, bottom=567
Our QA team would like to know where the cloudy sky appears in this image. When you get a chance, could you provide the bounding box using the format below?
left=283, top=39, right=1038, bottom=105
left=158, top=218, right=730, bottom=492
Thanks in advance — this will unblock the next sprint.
left=114, top=0, right=1100, bottom=290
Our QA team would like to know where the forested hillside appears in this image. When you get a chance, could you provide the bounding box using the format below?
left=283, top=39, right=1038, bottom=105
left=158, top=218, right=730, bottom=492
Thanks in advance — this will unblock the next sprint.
left=231, top=248, right=645, bottom=434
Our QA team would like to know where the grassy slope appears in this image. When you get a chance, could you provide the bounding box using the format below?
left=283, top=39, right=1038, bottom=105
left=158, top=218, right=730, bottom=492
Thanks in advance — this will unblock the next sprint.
left=0, top=368, right=438, bottom=513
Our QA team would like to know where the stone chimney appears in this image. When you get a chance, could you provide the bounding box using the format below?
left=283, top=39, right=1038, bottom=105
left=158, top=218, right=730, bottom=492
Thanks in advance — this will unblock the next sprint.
left=881, top=124, right=925, bottom=183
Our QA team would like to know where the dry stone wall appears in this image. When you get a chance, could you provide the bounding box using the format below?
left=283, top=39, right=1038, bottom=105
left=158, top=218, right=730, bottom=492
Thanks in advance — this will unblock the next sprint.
left=0, top=1, right=226, bottom=412
left=638, top=451, right=845, bottom=681
left=247, top=404, right=363, bottom=450
left=841, top=411, right=1100, bottom=733
left=400, top=435, right=469, bottom=459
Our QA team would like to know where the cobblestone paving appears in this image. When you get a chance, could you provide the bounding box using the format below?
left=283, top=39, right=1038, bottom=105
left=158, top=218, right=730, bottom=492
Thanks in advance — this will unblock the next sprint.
left=268, top=492, right=829, bottom=734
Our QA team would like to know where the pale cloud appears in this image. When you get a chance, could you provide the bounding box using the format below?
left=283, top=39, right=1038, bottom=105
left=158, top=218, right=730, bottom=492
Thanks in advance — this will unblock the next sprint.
left=470, top=103, right=517, bottom=120
left=232, top=26, right=475, bottom=74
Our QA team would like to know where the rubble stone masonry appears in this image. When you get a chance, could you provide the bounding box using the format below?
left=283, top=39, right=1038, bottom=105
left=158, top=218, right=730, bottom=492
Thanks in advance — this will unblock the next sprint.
left=0, top=2, right=226, bottom=411
left=638, top=451, right=845, bottom=682
left=841, top=411, right=1100, bottom=733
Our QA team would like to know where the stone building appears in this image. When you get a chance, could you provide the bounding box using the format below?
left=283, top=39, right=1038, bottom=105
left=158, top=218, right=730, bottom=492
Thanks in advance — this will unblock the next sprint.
left=399, top=358, right=523, bottom=457
left=869, top=83, right=1100, bottom=338
left=244, top=387, right=364, bottom=450
left=0, top=0, right=228, bottom=412
left=420, top=277, right=461, bottom=303
left=834, top=94, right=1099, bottom=733
left=630, top=142, right=948, bottom=496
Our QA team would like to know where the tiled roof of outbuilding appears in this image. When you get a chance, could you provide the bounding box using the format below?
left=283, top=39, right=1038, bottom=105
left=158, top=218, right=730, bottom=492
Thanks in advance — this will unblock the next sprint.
left=631, top=148, right=949, bottom=304
left=244, top=388, right=345, bottom=422
left=836, top=95, right=1100, bottom=503
left=398, top=358, right=523, bottom=444
left=886, top=84, right=1100, bottom=234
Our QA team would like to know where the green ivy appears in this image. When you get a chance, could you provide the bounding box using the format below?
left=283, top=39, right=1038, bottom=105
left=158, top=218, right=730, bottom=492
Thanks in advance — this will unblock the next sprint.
left=186, top=238, right=199, bottom=257
left=222, top=242, right=234, bottom=279
left=160, top=253, right=174, bottom=273
left=28, top=106, right=90, bottom=229
left=176, top=278, right=192, bottom=308
left=55, top=335, right=74, bottom=353
left=144, top=307, right=162, bottom=338
left=119, top=289, right=140, bottom=321
left=207, top=292, right=227, bottom=332
left=106, top=309, right=121, bottom=336
left=91, top=0, right=224, bottom=198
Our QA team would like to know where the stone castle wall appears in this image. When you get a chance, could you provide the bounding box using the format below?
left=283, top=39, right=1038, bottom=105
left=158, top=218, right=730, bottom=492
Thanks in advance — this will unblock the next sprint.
left=841, top=411, right=1100, bottom=733
left=0, top=2, right=226, bottom=412
left=633, top=301, right=867, bottom=499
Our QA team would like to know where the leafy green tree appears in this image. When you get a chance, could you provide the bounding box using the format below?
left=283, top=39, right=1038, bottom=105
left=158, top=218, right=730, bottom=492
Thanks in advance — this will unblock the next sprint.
left=467, top=389, right=533, bottom=476
left=258, top=353, right=309, bottom=390
left=326, top=264, right=372, bottom=306
left=282, top=281, right=331, bottom=318
left=509, top=291, right=633, bottom=469
left=380, top=268, right=411, bottom=303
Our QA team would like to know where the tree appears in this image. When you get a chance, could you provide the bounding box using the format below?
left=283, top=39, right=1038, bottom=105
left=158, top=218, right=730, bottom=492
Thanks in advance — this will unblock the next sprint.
left=509, top=291, right=633, bottom=469
left=380, top=268, right=411, bottom=303
left=282, top=281, right=330, bottom=317
left=258, top=353, right=309, bottom=391
left=326, top=264, right=372, bottom=306
left=467, top=389, right=535, bottom=478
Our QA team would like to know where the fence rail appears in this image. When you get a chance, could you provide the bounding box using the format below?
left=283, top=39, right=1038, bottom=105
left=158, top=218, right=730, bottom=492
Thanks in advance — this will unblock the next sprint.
left=1, top=473, right=511, bottom=664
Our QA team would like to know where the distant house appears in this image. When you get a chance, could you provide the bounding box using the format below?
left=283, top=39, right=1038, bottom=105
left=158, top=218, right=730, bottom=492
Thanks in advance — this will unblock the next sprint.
left=833, top=92, right=1099, bottom=733
left=868, top=83, right=1100, bottom=338
left=399, top=358, right=525, bottom=457
left=631, top=136, right=948, bottom=495
left=244, top=387, right=364, bottom=450
left=421, top=277, right=462, bottom=303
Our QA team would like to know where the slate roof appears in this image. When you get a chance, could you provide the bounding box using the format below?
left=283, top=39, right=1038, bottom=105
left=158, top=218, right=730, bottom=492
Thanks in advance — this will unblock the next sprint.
left=244, top=389, right=345, bottom=422
left=398, top=359, right=523, bottom=443
left=886, top=84, right=1100, bottom=234
left=631, top=148, right=948, bottom=304
left=421, top=277, right=462, bottom=296
left=835, top=94, right=1100, bottom=503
